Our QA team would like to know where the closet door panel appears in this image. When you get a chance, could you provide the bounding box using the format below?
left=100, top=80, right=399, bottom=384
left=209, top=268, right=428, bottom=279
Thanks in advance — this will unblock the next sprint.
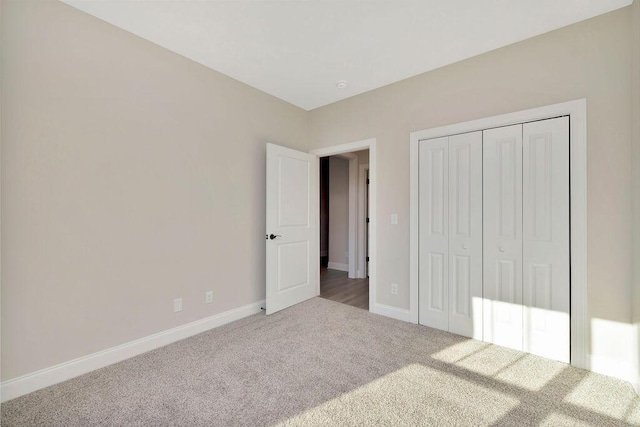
left=419, top=137, right=449, bottom=330
left=483, top=124, right=523, bottom=351
left=448, top=131, right=483, bottom=339
left=523, top=117, right=570, bottom=363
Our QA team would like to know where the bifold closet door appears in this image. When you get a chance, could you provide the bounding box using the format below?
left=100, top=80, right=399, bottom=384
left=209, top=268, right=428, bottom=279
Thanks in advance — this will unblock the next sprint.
left=448, top=132, right=483, bottom=339
left=523, top=117, right=570, bottom=363
left=419, top=132, right=482, bottom=338
left=420, top=118, right=570, bottom=359
left=419, top=137, right=449, bottom=330
left=483, top=124, right=523, bottom=351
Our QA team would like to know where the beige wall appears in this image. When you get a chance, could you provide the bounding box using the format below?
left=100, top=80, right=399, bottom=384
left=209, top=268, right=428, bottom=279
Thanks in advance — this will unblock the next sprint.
left=309, top=7, right=635, bottom=370
left=1, top=0, right=308, bottom=380
left=328, top=156, right=349, bottom=268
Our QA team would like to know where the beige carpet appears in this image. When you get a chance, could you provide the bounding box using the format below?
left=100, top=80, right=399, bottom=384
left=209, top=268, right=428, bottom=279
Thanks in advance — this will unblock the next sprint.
left=2, top=297, right=639, bottom=426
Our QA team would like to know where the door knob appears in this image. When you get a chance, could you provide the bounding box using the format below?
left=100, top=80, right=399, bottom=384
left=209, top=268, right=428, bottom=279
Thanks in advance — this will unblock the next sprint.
left=499, top=246, right=505, bottom=252
left=462, top=244, right=468, bottom=250
left=268, top=234, right=282, bottom=240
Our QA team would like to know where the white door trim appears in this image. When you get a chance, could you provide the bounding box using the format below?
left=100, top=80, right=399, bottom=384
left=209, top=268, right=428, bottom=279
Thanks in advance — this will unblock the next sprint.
left=335, top=152, right=359, bottom=278
left=410, top=98, right=587, bottom=370
left=311, top=139, right=376, bottom=312
left=358, top=163, right=369, bottom=279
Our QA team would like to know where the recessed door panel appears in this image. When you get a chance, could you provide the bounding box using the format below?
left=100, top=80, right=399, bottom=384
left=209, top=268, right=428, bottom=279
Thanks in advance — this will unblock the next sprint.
left=453, top=145, right=471, bottom=237
left=498, top=139, right=518, bottom=240
left=483, top=124, right=523, bottom=351
left=278, top=156, right=310, bottom=227
left=523, top=117, right=570, bottom=363
left=419, top=137, right=449, bottom=330
left=448, top=131, right=482, bottom=339
left=452, top=255, right=470, bottom=316
left=277, top=241, right=310, bottom=291
left=429, top=253, right=445, bottom=311
left=429, top=146, right=447, bottom=237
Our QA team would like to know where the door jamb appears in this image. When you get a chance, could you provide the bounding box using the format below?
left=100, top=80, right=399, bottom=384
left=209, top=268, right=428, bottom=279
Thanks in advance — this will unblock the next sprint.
left=334, top=152, right=358, bottom=278
left=311, top=139, right=376, bottom=312
left=409, top=99, right=587, bottom=370
left=358, top=163, right=369, bottom=279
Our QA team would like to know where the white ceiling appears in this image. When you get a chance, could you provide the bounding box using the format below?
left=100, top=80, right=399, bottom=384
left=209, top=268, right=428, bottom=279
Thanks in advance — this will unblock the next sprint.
left=62, top=0, right=632, bottom=110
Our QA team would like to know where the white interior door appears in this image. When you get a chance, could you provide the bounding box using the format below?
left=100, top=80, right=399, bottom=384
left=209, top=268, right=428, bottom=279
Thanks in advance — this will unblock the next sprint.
left=266, top=143, right=319, bottom=315
left=483, top=124, right=523, bottom=351
left=523, top=117, right=570, bottom=363
left=448, top=131, right=483, bottom=339
left=418, top=137, right=449, bottom=330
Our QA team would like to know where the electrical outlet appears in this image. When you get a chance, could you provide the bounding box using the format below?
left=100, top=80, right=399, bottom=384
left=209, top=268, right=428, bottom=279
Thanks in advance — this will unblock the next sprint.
left=173, top=298, right=183, bottom=312
left=391, top=214, right=398, bottom=225
left=205, top=291, right=213, bottom=304
left=391, top=283, right=398, bottom=295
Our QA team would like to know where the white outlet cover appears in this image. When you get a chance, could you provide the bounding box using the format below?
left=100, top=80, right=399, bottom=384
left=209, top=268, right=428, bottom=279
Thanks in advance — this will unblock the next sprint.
left=391, top=214, right=398, bottom=225
left=205, top=291, right=213, bottom=304
left=391, top=283, right=398, bottom=295
left=173, top=298, right=183, bottom=312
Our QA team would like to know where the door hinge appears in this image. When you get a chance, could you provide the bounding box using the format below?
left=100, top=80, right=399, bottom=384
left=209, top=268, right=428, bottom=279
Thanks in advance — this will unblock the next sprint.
left=366, top=178, right=370, bottom=185
left=366, top=218, right=370, bottom=223
left=366, top=256, right=370, bottom=262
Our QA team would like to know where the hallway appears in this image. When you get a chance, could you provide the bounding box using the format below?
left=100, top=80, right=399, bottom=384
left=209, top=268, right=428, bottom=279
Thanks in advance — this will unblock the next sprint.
left=319, top=268, right=369, bottom=310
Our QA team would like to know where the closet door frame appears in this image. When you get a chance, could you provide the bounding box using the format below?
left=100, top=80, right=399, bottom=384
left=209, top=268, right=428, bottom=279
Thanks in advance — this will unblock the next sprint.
left=409, top=98, right=587, bottom=370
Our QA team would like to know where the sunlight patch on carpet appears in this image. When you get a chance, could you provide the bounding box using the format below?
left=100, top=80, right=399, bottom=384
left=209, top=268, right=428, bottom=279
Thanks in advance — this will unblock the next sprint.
left=276, top=363, right=520, bottom=426
left=493, top=355, right=565, bottom=391
left=432, top=340, right=566, bottom=392
left=563, top=373, right=640, bottom=421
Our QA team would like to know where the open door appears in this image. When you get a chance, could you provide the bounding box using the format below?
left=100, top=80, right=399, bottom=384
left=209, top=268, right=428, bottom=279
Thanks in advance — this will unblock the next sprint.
left=266, top=143, right=319, bottom=314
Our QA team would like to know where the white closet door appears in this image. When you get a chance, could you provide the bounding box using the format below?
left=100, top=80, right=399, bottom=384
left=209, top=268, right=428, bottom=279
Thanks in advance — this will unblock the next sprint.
left=483, top=124, right=523, bottom=351
left=523, top=117, right=570, bottom=363
left=448, top=132, right=483, bottom=339
left=419, top=137, right=449, bottom=330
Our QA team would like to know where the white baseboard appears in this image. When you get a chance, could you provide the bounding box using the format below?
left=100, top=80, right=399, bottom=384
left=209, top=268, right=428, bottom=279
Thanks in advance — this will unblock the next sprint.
left=371, top=303, right=412, bottom=323
left=327, top=262, right=348, bottom=272
left=1, top=299, right=265, bottom=403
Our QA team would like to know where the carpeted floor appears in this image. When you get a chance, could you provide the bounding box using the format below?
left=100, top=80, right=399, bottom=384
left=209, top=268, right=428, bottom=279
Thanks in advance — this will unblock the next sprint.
left=2, top=297, right=639, bottom=426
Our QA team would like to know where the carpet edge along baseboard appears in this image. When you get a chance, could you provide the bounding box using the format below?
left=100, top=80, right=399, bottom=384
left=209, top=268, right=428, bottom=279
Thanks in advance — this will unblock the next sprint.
left=0, top=299, right=265, bottom=402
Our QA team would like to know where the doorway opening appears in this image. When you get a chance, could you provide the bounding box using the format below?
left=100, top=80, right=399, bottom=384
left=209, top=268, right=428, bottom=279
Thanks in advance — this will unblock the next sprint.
left=319, top=149, right=369, bottom=310
left=318, top=150, right=370, bottom=310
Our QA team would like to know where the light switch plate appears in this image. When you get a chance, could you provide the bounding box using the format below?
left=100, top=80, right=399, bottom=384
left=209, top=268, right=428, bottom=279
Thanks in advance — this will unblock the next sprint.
left=391, top=214, right=398, bottom=225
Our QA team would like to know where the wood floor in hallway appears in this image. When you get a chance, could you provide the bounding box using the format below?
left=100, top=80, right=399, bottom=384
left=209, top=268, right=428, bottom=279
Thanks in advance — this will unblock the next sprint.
left=319, top=267, right=369, bottom=310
